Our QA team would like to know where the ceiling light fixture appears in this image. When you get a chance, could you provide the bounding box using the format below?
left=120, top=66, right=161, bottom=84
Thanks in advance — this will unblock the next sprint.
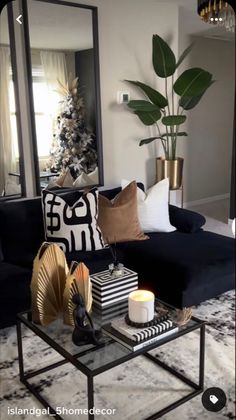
left=198, top=0, right=235, bottom=33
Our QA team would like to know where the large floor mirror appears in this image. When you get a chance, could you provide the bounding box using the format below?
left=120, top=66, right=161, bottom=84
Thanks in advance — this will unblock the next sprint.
left=23, top=0, right=103, bottom=192
left=0, top=5, right=24, bottom=198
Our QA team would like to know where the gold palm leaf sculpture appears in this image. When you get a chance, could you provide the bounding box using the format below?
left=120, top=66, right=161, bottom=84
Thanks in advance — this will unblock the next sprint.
left=31, top=242, right=69, bottom=326
left=63, top=261, right=93, bottom=326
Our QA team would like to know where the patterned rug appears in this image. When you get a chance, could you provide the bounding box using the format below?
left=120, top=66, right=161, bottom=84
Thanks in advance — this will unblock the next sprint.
left=0, top=291, right=235, bottom=420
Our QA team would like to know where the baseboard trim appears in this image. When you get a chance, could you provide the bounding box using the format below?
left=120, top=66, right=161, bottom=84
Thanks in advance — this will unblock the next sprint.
left=184, top=193, right=230, bottom=208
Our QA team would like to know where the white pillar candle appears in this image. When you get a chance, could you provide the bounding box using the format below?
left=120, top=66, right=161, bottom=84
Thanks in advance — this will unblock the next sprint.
left=128, top=290, right=155, bottom=323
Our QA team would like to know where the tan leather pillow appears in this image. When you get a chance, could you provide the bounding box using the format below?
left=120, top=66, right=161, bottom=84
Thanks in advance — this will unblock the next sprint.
left=98, top=181, right=149, bottom=244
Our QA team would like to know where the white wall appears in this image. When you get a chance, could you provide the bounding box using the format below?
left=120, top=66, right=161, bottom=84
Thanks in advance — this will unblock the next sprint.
left=70, top=0, right=179, bottom=188
left=185, top=37, right=235, bottom=203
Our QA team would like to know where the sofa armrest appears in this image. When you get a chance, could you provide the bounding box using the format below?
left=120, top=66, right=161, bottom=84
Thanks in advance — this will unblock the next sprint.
left=169, top=205, right=206, bottom=233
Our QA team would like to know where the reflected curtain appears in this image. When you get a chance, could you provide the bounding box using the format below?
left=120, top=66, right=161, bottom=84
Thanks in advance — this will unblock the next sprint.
left=0, top=46, right=16, bottom=195
left=40, top=50, right=68, bottom=115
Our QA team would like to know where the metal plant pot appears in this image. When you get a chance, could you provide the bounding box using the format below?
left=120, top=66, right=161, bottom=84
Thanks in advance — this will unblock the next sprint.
left=156, top=157, right=184, bottom=190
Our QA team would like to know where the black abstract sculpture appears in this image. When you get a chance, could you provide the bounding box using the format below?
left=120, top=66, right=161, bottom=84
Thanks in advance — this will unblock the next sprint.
left=72, top=293, right=102, bottom=346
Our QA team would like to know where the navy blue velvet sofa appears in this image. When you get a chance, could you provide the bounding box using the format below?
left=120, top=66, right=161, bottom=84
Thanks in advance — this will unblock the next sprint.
left=0, top=186, right=234, bottom=329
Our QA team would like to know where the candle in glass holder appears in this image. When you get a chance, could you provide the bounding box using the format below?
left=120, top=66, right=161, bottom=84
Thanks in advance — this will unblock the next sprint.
left=128, top=290, right=154, bottom=323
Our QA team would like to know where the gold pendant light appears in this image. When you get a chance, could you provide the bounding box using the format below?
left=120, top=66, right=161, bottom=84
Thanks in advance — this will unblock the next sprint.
left=198, top=0, right=235, bottom=32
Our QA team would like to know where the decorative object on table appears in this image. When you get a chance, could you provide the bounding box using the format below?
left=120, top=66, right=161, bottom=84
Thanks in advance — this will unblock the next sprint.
left=128, top=290, right=155, bottom=324
left=175, top=307, right=193, bottom=326
left=72, top=292, right=102, bottom=346
left=31, top=242, right=69, bottom=326
left=47, top=77, right=97, bottom=181
left=90, top=267, right=138, bottom=308
left=63, top=261, right=93, bottom=326
left=156, top=300, right=192, bottom=326
left=102, top=314, right=178, bottom=351
left=42, top=188, right=105, bottom=253
left=125, top=34, right=214, bottom=189
left=98, top=181, right=149, bottom=244
left=108, top=242, right=124, bottom=278
left=121, top=179, right=175, bottom=232
left=108, top=262, right=124, bottom=278
left=197, top=0, right=235, bottom=33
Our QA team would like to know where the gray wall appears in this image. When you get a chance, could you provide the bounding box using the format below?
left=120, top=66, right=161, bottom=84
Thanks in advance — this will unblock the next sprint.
left=74, top=0, right=179, bottom=189
left=185, top=37, right=235, bottom=203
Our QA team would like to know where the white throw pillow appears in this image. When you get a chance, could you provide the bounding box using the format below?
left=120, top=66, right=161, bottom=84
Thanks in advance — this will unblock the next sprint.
left=121, top=178, right=175, bottom=233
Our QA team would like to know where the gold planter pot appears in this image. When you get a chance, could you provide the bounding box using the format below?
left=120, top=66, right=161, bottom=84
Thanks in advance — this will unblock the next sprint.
left=156, top=157, right=184, bottom=190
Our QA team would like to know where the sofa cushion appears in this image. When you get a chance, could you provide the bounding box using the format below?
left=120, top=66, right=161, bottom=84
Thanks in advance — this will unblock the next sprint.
left=121, top=178, right=176, bottom=233
left=99, top=182, right=145, bottom=200
left=98, top=182, right=148, bottom=244
left=0, top=197, right=44, bottom=268
left=99, top=184, right=205, bottom=234
left=121, top=230, right=235, bottom=308
left=169, top=205, right=206, bottom=233
left=42, top=188, right=105, bottom=253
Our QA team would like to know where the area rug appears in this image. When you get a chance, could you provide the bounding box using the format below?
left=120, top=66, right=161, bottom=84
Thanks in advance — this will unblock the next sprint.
left=0, top=290, right=235, bottom=420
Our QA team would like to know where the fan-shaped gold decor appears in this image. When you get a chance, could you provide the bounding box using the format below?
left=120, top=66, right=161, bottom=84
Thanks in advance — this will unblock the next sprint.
left=63, top=261, right=93, bottom=326
left=31, top=242, right=69, bottom=326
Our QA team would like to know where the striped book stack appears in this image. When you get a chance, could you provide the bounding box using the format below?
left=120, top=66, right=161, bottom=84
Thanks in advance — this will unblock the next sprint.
left=90, top=267, right=138, bottom=308
left=102, top=315, right=178, bottom=351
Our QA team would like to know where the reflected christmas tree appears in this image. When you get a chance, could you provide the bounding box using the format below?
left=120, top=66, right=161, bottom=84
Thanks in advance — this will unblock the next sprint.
left=48, top=77, right=97, bottom=179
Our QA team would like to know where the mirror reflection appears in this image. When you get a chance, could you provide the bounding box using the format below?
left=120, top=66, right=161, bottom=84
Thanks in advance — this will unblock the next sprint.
left=0, top=6, right=22, bottom=197
left=27, top=0, right=101, bottom=190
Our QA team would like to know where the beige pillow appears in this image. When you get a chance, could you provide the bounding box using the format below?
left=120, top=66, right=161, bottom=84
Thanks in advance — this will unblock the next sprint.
left=98, top=181, right=149, bottom=244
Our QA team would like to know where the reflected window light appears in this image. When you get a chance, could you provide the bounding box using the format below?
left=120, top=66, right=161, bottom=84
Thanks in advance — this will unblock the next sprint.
left=32, top=66, right=60, bottom=158
left=9, top=79, right=19, bottom=159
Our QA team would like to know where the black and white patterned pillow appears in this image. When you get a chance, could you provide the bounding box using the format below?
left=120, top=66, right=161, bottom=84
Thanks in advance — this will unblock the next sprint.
left=42, top=189, right=104, bottom=253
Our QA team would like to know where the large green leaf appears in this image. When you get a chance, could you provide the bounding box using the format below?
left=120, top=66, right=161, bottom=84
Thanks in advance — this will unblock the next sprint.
left=128, top=100, right=160, bottom=112
left=179, top=80, right=215, bottom=110
left=125, top=80, right=168, bottom=108
left=173, top=68, right=213, bottom=98
left=134, top=110, right=161, bottom=125
left=152, top=34, right=176, bottom=78
left=162, top=115, right=186, bottom=126
left=139, top=136, right=165, bottom=146
left=175, top=43, right=194, bottom=69
left=162, top=132, right=188, bottom=137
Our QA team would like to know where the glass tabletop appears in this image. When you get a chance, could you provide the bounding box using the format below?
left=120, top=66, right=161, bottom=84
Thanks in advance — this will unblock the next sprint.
left=19, top=300, right=204, bottom=375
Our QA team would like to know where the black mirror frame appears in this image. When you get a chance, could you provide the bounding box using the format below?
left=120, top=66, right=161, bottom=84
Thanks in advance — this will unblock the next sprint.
left=0, top=2, right=26, bottom=201
left=22, top=0, right=104, bottom=195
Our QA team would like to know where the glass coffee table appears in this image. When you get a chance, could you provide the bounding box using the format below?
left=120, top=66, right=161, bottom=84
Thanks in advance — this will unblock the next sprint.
left=16, top=300, right=205, bottom=420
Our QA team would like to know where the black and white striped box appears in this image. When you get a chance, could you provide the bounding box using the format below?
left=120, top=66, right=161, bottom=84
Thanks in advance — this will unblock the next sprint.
left=91, top=267, right=138, bottom=308
left=92, top=299, right=128, bottom=326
